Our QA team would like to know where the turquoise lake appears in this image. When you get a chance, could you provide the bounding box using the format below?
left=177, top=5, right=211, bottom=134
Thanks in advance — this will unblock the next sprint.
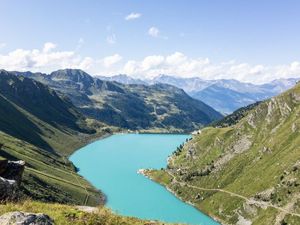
left=70, top=134, right=219, bottom=225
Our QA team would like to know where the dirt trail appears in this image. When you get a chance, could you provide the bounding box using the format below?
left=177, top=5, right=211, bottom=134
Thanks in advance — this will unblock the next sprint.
left=62, top=156, right=90, bottom=205
left=167, top=171, right=300, bottom=218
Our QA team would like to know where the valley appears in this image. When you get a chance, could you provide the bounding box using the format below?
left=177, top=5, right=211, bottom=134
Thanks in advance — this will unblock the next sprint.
left=0, top=69, right=300, bottom=224
left=1, top=2, right=300, bottom=224
left=0, top=70, right=223, bottom=224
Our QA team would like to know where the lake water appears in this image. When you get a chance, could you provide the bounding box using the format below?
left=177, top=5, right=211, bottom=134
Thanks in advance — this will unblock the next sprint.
left=70, top=134, right=219, bottom=225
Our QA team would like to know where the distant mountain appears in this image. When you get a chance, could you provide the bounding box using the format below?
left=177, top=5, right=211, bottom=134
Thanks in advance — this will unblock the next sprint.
left=14, top=69, right=223, bottom=132
left=190, top=84, right=261, bottom=114
left=153, top=75, right=212, bottom=92
left=148, top=81, right=300, bottom=225
left=210, top=101, right=261, bottom=128
left=97, top=74, right=148, bottom=85
left=154, top=75, right=299, bottom=114
left=102, top=74, right=299, bottom=114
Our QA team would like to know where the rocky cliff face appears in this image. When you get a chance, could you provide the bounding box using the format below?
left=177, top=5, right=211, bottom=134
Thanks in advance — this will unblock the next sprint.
left=0, top=159, right=25, bottom=201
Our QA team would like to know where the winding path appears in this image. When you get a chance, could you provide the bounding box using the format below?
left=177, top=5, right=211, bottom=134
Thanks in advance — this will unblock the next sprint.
left=166, top=171, right=300, bottom=218
left=62, top=156, right=90, bottom=205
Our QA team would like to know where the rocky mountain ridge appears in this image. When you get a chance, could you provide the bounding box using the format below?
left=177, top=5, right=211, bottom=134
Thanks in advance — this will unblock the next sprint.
left=12, top=69, right=223, bottom=132
left=99, top=74, right=299, bottom=114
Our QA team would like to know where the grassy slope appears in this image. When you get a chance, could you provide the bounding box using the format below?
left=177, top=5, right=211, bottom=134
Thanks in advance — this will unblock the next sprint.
left=0, top=71, right=111, bottom=205
left=0, top=201, right=175, bottom=225
left=0, top=130, right=104, bottom=206
left=148, top=83, right=300, bottom=224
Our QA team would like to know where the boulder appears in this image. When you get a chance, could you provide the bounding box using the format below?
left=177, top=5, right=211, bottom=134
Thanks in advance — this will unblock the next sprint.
left=1, top=160, right=25, bottom=185
left=292, top=160, right=300, bottom=171
left=0, top=160, right=25, bottom=201
left=0, top=177, right=17, bottom=200
left=0, top=211, right=54, bottom=225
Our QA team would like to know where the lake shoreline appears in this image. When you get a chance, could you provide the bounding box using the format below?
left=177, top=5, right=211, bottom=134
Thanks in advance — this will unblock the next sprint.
left=69, top=130, right=184, bottom=206
left=70, top=133, right=218, bottom=224
left=139, top=169, right=222, bottom=225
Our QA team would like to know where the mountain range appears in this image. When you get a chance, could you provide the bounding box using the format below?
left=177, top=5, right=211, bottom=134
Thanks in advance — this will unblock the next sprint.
left=1, top=69, right=300, bottom=224
left=13, top=69, right=222, bottom=132
left=98, top=74, right=299, bottom=114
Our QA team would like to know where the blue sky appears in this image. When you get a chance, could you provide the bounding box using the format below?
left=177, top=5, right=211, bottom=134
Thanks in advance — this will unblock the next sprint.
left=0, top=0, right=300, bottom=83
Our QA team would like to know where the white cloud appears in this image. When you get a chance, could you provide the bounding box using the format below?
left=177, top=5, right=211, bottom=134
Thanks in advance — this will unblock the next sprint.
left=0, top=43, right=92, bottom=72
left=123, top=60, right=138, bottom=74
left=79, top=57, right=94, bottom=70
left=125, top=13, right=142, bottom=21
left=166, top=52, right=187, bottom=65
left=148, top=27, right=168, bottom=39
left=122, top=52, right=211, bottom=79
left=106, top=34, right=116, bottom=44
left=0, top=44, right=299, bottom=84
left=142, top=55, right=164, bottom=70
left=43, top=42, right=57, bottom=53
left=119, top=52, right=300, bottom=83
left=103, top=54, right=122, bottom=67
left=148, top=27, right=160, bottom=38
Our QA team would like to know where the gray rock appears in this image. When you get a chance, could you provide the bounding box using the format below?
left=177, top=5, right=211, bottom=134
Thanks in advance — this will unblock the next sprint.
left=293, top=160, right=300, bottom=171
left=1, top=161, right=25, bottom=185
left=0, top=160, right=25, bottom=201
left=254, top=187, right=275, bottom=202
left=0, top=177, right=17, bottom=200
left=0, top=211, right=54, bottom=225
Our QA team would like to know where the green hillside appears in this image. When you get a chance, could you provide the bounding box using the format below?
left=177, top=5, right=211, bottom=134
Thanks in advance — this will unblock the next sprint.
left=0, top=70, right=110, bottom=205
left=0, top=131, right=102, bottom=205
left=210, top=101, right=261, bottom=128
left=13, top=69, right=223, bottom=132
left=147, top=83, right=300, bottom=224
left=0, top=201, right=175, bottom=225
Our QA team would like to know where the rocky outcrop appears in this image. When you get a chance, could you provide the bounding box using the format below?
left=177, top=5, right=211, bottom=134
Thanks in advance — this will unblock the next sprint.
left=254, top=187, right=275, bottom=202
left=0, top=160, right=25, bottom=201
left=0, top=211, right=53, bottom=225
left=1, top=160, right=25, bottom=185
left=0, top=177, right=17, bottom=200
